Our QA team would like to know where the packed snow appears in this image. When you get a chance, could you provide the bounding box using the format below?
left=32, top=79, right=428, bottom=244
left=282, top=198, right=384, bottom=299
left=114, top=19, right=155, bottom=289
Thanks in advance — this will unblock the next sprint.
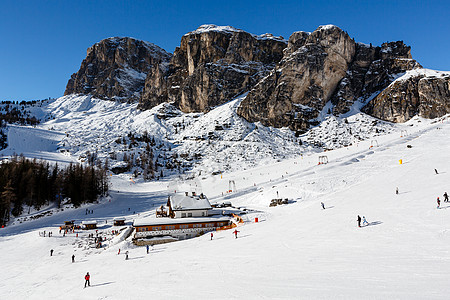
left=1, top=93, right=450, bottom=298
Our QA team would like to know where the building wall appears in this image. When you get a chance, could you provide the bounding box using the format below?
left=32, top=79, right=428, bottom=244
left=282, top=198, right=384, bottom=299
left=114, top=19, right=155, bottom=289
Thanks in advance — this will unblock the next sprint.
left=134, top=221, right=229, bottom=239
left=174, top=209, right=208, bottom=218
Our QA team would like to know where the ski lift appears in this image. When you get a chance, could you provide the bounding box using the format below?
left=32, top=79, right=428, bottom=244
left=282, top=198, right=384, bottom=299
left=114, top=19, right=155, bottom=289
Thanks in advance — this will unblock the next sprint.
left=318, top=155, right=328, bottom=165
left=228, top=180, right=236, bottom=193
left=400, top=130, right=408, bottom=137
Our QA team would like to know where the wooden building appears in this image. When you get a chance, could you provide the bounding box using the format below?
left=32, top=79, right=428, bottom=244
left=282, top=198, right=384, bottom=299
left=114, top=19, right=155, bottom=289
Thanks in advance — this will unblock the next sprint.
left=82, top=220, right=97, bottom=230
left=61, top=220, right=75, bottom=229
left=133, top=216, right=231, bottom=241
left=113, top=217, right=126, bottom=226
left=167, top=192, right=212, bottom=218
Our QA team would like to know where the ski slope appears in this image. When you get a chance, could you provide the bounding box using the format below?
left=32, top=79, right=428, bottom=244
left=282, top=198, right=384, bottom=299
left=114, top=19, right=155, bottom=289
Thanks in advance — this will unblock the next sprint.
left=1, top=115, right=450, bottom=299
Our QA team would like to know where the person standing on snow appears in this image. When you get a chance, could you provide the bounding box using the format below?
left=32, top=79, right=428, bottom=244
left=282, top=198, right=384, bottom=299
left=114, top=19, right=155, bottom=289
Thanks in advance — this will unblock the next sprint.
left=357, top=215, right=361, bottom=228
left=444, top=192, right=449, bottom=203
left=50, top=249, right=54, bottom=256
left=362, top=216, right=369, bottom=226
left=125, top=251, right=129, bottom=260
left=233, top=229, right=240, bottom=239
left=435, top=169, right=439, bottom=175
left=72, top=254, right=75, bottom=263
left=437, top=197, right=441, bottom=209
left=84, top=272, right=90, bottom=288
left=396, top=187, right=399, bottom=195
left=146, top=245, right=149, bottom=254
left=321, top=202, right=325, bottom=209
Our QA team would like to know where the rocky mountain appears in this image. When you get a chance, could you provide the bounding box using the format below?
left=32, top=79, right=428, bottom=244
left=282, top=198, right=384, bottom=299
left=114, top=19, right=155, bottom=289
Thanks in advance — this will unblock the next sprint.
left=364, top=69, right=450, bottom=122
left=64, top=25, right=450, bottom=132
left=64, top=37, right=171, bottom=101
left=139, top=25, right=287, bottom=112
left=237, top=26, right=424, bottom=132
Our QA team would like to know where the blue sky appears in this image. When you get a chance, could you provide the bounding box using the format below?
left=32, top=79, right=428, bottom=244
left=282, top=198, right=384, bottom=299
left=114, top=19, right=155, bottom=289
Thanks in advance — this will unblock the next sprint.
left=0, top=0, right=449, bottom=101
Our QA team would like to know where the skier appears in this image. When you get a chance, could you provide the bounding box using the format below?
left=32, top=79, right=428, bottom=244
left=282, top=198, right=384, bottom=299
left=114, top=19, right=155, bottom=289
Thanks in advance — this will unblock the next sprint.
left=321, top=202, right=325, bottom=209
left=210, top=232, right=213, bottom=240
left=125, top=251, right=129, bottom=260
left=437, top=197, right=441, bottom=209
left=84, top=272, right=90, bottom=288
left=233, top=229, right=239, bottom=239
left=118, top=249, right=121, bottom=255
left=435, top=169, right=439, bottom=175
left=357, top=215, right=361, bottom=228
left=50, top=249, right=54, bottom=256
left=396, top=187, right=399, bottom=195
left=362, top=216, right=369, bottom=226
left=444, top=192, right=449, bottom=203
left=146, top=244, right=149, bottom=254
left=72, top=254, right=75, bottom=263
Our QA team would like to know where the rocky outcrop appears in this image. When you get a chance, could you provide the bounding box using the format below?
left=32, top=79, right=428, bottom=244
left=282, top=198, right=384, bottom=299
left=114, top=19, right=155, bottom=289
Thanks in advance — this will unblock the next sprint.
left=65, top=37, right=171, bottom=101
left=139, top=25, right=287, bottom=112
left=237, top=25, right=356, bottom=132
left=363, top=70, right=450, bottom=122
left=331, top=41, right=421, bottom=115
left=64, top=25, right=448, bottom=130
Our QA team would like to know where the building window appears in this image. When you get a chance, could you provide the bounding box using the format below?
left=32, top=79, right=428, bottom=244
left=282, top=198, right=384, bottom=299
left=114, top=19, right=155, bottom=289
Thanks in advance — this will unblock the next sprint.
left=188, top=213, right=192, bottom=217
left=202, top=212, right=205, bottom=216
left=152, top=227, right=161, bottom=231
left=181, top=213, right=186, bottom=218
left=181, top=225, right=188, bottom=229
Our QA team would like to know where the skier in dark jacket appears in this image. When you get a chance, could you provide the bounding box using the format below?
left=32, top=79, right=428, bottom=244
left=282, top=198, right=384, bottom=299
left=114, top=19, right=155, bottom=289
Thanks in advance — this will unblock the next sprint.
left=72, top=254, right=75, bottom=263
left=321, top=202, right=325, bottom=209
left=437, top=197, right=441, bottom=208
left=444, top=192, right=449, bottom=203
left=50, top=249, right=54, bottom=256
left=357, top=215, right=361, bottom=227
left=84, top=272, right=90, bottom=287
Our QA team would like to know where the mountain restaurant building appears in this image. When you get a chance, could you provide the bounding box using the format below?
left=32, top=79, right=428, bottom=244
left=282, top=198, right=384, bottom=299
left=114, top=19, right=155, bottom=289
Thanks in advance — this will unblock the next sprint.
left=133, top=192, right=231, bottom=242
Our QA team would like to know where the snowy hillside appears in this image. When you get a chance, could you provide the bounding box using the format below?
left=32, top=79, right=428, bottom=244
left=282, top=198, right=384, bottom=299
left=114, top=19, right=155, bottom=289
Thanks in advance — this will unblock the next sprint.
left=1, top=94, right=400, bottom=179
left=1, top=110, right=450, bottom=299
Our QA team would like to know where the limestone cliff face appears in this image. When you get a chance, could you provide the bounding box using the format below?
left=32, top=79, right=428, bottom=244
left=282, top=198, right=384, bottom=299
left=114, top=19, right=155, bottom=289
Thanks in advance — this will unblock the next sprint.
left=65, top=37, right=171, bottom=101
left=237, top=25, right=356, bottom=132
left=363, top=70, right=450, bottom=122
left=330, top=41, right=421, bottom=116
left=64, top=25, right=448, bottom=130
left=139, top=25, right=287, bottom=112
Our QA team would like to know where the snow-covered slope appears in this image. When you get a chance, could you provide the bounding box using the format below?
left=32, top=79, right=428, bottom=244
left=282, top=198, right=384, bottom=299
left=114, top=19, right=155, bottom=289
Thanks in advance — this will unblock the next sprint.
left=1, top=94, right=400, bottom=177
left=1, top=112, right=450, bottom=299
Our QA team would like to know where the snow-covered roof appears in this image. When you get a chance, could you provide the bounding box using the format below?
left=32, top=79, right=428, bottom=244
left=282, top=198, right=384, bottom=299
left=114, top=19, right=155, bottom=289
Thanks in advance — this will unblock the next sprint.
left=113, top=217, right=126, bottom=221
left=170, top=193, right=212, bottom=211
left=133, top=215, right=231, bottom=227
left=82, top=220, right=97, bottom=225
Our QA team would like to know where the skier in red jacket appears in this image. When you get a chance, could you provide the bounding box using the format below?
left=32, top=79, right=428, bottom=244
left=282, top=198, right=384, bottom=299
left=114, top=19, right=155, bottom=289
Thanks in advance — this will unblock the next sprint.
left=233, top=229, right=239, bottom=239
left=84, top=272, right=90, bottom=288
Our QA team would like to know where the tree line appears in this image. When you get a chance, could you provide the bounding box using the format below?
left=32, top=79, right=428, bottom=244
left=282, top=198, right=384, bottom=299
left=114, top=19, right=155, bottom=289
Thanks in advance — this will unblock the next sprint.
left=0, top=156, right=109, bottom=226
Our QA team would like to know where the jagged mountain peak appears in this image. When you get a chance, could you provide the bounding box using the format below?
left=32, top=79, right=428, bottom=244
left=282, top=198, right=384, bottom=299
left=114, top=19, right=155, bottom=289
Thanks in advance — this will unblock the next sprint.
left=64, top=36, right=171, bottom=102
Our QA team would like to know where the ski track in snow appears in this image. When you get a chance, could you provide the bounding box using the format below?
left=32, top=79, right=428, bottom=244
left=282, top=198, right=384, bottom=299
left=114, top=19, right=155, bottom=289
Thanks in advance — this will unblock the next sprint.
left=1, top=96, right=450, bottom=299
